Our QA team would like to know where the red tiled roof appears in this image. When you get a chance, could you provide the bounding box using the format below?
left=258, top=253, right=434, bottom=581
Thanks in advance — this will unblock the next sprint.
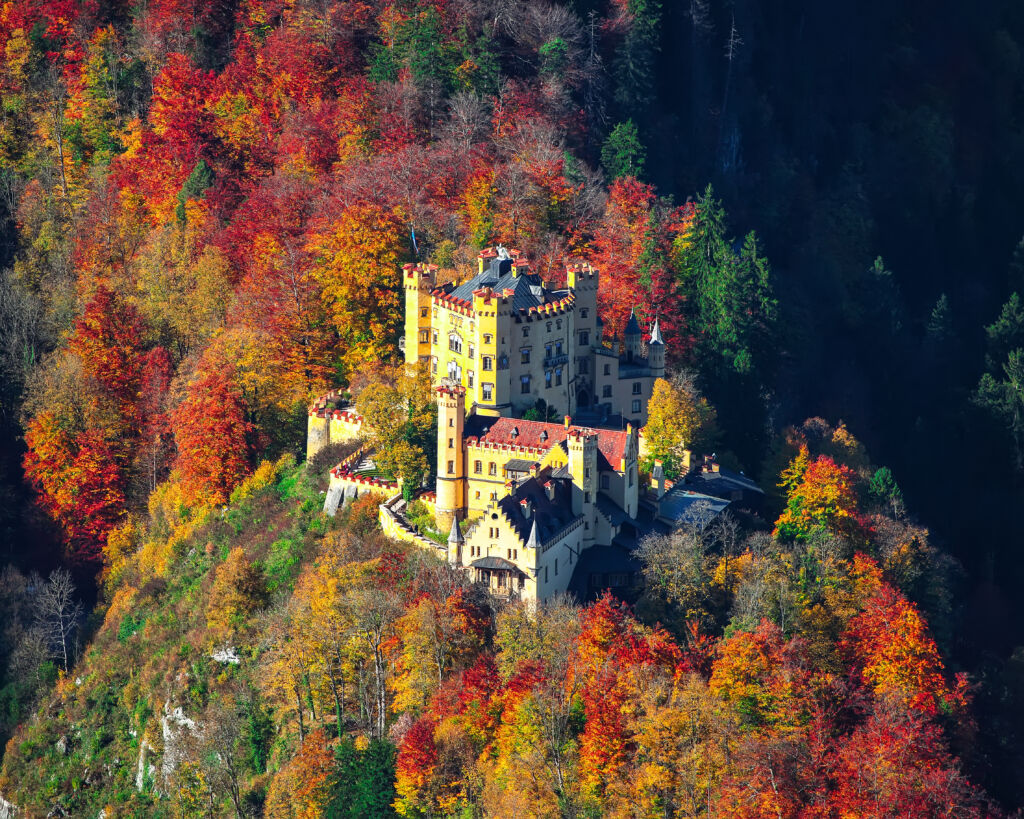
left=469, top=417, right=629, bottom=470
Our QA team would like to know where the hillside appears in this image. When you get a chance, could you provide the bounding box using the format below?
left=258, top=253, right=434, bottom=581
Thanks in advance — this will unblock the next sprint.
left=0, top=430, right=997, bottom=816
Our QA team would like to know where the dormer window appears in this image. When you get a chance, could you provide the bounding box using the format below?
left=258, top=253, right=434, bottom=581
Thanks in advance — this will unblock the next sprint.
left=540, top=430, right=548, bottom=442
left=511, top=427, right=519, bottom=439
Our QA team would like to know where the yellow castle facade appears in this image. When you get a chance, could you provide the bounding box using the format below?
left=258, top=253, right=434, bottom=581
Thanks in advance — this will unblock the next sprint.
left=412, top=247, right=672, bottom=602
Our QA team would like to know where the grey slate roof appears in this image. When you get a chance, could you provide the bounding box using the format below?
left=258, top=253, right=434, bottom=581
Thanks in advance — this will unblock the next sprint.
left=445, top=267, right=563, bottom=313
left=624, top=308, right=641, bottom=335
left=657, top=485, right=730, bottom=524
left=470, top=556, right=520, bottom=571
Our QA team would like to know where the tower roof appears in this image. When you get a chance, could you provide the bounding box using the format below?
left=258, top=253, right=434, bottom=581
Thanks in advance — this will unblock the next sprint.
left=526, top=519, right=540, bottom=550
left=624, top=307, right=641, bottom=336
left=448, top=516, right=464, bottom=544
left=649, top=317, right=664, bottom=345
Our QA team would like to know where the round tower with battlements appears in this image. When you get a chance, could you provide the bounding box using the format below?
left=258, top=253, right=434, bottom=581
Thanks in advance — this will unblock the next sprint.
left=435, top=382, right=466, bottom=531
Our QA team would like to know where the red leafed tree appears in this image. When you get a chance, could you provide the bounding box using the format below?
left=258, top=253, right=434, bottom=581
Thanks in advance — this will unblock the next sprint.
left=592, top=177, right=686, bottom=347
left=67, top=285, right=146, bottom=404
left=138, top=346, right=174, bottom=492
left=172, top=360, right=252, bottom=505
left=829, top=701, right=983, bottom=816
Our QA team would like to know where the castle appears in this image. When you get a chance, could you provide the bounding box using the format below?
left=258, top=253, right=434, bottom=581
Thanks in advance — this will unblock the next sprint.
left=403, top=245, right=665, bottom=424
left=309, top=246, right=746, bottom=604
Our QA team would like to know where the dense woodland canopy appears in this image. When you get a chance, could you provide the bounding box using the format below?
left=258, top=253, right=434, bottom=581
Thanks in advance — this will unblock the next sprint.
left=1, top=0, right=1024, bottom=814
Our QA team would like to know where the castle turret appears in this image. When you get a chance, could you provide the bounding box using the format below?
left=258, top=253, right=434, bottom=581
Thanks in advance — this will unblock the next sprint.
left=568, top=428, right=597, bottom=549
left=648, top=317, right=665, bottom=377
left=435, top=383, right=466, bottom=531
left=447, top=517, right=464, bottom=566
left=624, top=307, right=642, bottom=361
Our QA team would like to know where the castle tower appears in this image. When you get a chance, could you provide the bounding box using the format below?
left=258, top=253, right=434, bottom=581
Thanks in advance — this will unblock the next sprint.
left=404, top=263, right=436, bottom=369
left=648, top=317, right=665, bottom=378
left=435, top=382, right=466, bottom=531
left=624, top=307, right=642, bottom=361
left=567, top=428, right=598, bottom=549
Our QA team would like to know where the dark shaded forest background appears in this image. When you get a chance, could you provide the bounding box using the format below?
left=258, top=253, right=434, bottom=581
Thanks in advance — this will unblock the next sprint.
left=2, top=0, right=1024, bottom=808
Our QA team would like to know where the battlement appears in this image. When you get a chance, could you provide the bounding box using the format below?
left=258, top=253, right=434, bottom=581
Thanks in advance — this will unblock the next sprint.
left=436, top=383, right=466, bottom=398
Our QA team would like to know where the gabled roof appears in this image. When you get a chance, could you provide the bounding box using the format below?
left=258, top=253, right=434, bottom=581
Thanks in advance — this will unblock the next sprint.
left=494, top=474, right=575, bottom=545
left=464, top=416, right=631, bottom=472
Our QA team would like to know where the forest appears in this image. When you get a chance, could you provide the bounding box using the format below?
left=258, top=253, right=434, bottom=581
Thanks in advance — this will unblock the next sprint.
left=1, top=0, right=1024, bottom=814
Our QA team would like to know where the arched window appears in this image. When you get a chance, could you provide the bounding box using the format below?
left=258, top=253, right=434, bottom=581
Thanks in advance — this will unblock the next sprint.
left=448, top=332, right=463, bottom=354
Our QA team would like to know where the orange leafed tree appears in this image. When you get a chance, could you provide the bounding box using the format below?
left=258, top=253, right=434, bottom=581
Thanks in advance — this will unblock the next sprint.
left=172, top=360, right=252, bottom=505
left=774, top=453, right=868, bottom=542
left=308, top=202, right=407, bottom=375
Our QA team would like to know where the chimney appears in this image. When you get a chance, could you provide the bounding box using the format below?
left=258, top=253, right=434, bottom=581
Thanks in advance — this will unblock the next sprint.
left=652, top=460, right=666, bottom=500
left=529, top=462, right=540, bottom=478
left=520, top=498, right=533, bottom=518
left=564, top=415, right=571, bottom=429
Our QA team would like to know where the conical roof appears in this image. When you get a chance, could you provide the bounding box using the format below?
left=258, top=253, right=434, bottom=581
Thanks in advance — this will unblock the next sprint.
left=650, top=317, right=664, bottom=345
left=448, top=517, right=464, bottom=545
left=526, top=518, right=540, bottom=550
left=624, top=307, right=641, bottom=336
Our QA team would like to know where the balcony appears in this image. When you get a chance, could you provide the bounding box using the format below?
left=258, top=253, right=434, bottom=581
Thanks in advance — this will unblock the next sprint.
left=543, top=353, right=569, bottom=367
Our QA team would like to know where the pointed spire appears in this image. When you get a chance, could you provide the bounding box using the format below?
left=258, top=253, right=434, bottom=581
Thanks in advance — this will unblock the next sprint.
left=624, top=307, right=641, bottom=336
left=448, top=517, right=464, bottom=545
left=526, top=519, right=540, bottom=550
left=649, top=316, right=664, bottom=345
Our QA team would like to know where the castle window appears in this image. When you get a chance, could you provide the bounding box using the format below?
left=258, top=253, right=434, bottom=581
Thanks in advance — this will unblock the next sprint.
left=491, top=491, right=498, bottom=500
left=483, top=356, right=493, bottom=371
left=483, top=383, right=493, bottom=400
left=555, top=341, right=562, bottom=356
left=449, top=418, right=454, bottom=427
left=483, top=333, right=493, bottom=344
left=431, top=358, right=438, bottom=374
left=601, top=474, right=610, bottom=490
left=474, top=460, right=482, bottom=474
left=419, top=329, right=428, bottom=343
left=521, top=347, right=531, bottom=364
left=449, top=333, right=463, bottom=354
left=421, top=307, right=428, bottom=318
left=448, top=438, right=454, bottom=448
left=581, top=308, right=589, bottom=318
left=603, top=385, right=612, bottom=398
left=579, top=331, right=589, bottom=346
left=489, top=462, right=497, bottom=476
left=546, top=322, right=552, bottom=332
left=433, top=307, right=438, bottom=318
left=585, top=467, right=591, bottom=479
left=475, top=490, right=481, bottom=499
left=432, top=330, right=438, bottom=344
left=554, top=558, right=558, bottom=576
left=469, top=345, right=475, bottom=358
left=521, top=375, right=531, bottom=394
left=513, top=549, right=518, bottom=560
left=632, top=399, right=641, bottom=413
left=555, top=367, right=562, bottom=386
left=633, top=382, right=642, bottom=395
left=545, top=370, right=552, bottom=388
left=447, top=460, right=455, bottom=474
left=523, top=327, right=529, bottom=337
left=545, top=567, right=549, bottom=583
left=584, top=492, right=590, bottom=503
left=470, top=321, right=475, bottom=331
left=604, top=364, right=610, bottom=375
left=556, top=319, right=562, bottom=329
left=468, top=371, right=475, bottom=387
left=545, top=343, right=552, bottom=358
